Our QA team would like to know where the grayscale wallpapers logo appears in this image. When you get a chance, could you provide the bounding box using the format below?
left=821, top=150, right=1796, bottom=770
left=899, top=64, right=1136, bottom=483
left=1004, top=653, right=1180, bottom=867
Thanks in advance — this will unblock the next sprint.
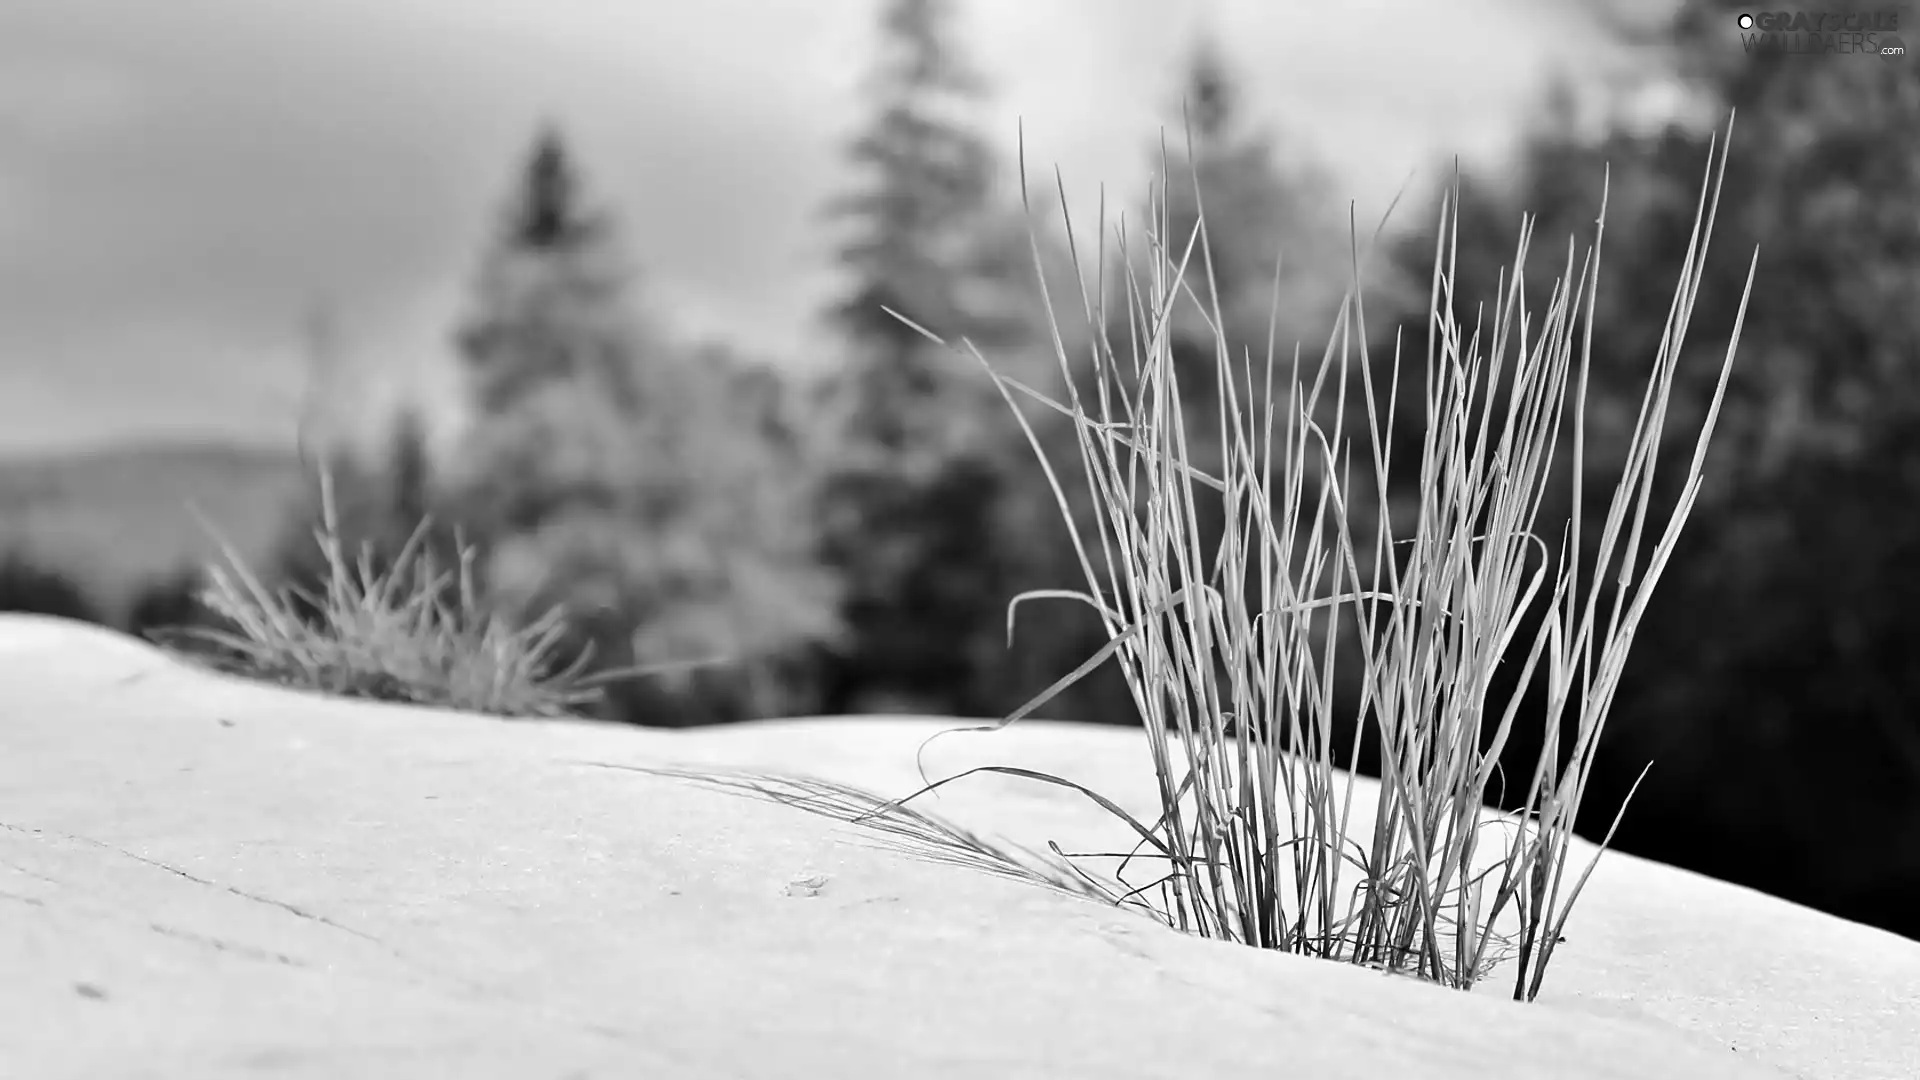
left=1735, top=10, right=1907, bottom=56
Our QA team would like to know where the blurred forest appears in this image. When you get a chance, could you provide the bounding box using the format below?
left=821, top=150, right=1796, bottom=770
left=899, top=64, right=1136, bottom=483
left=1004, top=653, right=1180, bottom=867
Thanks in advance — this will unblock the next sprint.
left=1, top=0, right=1915, bottom=942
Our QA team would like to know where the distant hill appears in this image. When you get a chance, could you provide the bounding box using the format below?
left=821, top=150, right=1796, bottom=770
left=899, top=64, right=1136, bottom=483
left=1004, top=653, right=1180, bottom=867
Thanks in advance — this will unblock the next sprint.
left=0, top=440, right=312, bottom=622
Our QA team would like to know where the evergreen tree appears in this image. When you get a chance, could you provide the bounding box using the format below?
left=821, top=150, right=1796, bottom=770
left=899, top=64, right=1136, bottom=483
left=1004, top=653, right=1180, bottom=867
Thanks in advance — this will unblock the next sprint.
left=443, top=124, right=840, bottom=725
left=815, top=0, right=1040, bottom=717
left=823, top=0, right=1028, bottom=456
left=457, top=123, right=641, bottom=423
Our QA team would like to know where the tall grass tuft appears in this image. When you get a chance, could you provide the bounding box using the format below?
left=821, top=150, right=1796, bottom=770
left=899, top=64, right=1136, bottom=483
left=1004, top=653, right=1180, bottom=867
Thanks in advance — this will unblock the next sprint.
left=877, top=116, right=1755, bottom=1002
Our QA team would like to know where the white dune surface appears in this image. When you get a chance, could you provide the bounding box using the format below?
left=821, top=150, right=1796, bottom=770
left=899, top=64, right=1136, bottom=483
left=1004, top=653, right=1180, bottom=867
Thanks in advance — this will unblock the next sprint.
left=1, top=613, right=1913, bottom=1079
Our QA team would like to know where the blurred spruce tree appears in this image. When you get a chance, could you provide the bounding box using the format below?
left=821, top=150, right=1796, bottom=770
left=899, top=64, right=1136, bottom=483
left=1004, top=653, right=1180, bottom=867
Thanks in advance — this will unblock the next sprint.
left=441, top=124, right=840, bottom=726
left=456, top=126, right=641, bottom=422
left=814, top=0, right=1052, bottom=718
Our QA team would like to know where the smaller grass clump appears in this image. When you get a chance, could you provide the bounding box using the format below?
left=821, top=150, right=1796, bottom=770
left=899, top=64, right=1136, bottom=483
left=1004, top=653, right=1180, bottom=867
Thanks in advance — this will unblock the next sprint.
left=709, top=116, right=1752, bottom=1004
left=150, top=465, right=609, bottom=718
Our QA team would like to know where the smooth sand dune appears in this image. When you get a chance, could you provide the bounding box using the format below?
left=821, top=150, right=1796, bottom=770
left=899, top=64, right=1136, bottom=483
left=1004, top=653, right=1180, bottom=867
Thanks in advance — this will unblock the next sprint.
left=1, top=613, right=1914, bottom=1079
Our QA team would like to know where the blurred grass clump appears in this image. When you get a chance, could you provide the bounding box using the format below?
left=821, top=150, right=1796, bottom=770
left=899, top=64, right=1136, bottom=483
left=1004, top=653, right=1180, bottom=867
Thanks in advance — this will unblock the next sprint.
left=150, top=466, right=603, bottom=718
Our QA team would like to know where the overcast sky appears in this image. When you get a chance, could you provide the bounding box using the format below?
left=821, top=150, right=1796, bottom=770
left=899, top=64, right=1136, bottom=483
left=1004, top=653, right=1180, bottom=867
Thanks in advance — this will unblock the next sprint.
left=0, top=0, right=1678, bottom=458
